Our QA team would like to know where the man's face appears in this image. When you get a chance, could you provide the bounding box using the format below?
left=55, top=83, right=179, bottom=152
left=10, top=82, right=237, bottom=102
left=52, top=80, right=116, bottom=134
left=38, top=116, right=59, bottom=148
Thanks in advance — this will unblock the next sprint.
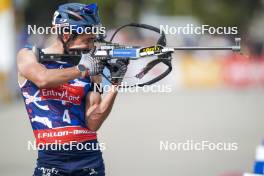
left=67, top=34, right=96, bottom=50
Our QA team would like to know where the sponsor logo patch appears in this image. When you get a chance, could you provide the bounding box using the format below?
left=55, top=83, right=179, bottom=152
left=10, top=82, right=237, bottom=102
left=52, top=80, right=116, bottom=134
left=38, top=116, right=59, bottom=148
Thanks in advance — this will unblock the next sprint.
left=40, top=84, right=84, bottom=105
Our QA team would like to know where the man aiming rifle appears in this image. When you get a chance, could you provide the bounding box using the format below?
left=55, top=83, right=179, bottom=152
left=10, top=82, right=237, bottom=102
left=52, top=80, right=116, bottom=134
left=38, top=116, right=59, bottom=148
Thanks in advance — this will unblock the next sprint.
left=17, top=3, right=126, bottom=176
left=17, top=2, right=241, bottom=176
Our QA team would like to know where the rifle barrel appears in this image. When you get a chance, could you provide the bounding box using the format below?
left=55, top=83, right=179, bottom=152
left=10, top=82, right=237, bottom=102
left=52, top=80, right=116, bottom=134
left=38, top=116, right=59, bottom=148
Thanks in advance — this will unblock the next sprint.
left=173, top=46, right=237, bottom=51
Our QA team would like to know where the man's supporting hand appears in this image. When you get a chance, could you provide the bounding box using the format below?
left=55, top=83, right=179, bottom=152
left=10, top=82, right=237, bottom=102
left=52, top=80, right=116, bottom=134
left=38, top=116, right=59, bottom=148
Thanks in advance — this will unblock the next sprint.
left=110, top=59, right=128, bottom=85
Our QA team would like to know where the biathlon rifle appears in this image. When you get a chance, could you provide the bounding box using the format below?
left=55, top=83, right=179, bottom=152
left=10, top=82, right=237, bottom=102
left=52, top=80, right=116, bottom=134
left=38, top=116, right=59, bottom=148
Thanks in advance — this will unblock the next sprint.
left=39, top=23, right=241, bottom=87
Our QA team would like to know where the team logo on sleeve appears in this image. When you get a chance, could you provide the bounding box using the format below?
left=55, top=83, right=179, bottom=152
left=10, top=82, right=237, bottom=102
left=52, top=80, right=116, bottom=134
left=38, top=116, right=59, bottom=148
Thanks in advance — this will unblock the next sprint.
left=40, top=84, right=84, bottom=105
left=23, top=90, right=49, bottom=110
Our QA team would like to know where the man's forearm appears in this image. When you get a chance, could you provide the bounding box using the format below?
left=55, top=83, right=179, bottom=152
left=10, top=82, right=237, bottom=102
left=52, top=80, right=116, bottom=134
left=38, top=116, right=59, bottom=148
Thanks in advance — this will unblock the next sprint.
left=38, top=66, right=82, bottom=88
left=17, top=49, right=84, bottom=88
left=87, top=86, right=118, bottom=131
left=99, top=86, right=118, bottom=117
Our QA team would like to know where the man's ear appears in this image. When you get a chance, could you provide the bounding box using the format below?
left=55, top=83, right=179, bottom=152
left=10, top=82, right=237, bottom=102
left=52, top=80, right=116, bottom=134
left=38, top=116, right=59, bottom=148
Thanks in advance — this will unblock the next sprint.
left=62, top=33, right=70, bottom=42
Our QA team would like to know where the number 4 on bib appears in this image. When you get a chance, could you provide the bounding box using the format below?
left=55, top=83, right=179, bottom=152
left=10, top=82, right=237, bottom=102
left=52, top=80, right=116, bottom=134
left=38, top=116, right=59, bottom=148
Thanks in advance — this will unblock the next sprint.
left=63, top=109, right=71, bottom=124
